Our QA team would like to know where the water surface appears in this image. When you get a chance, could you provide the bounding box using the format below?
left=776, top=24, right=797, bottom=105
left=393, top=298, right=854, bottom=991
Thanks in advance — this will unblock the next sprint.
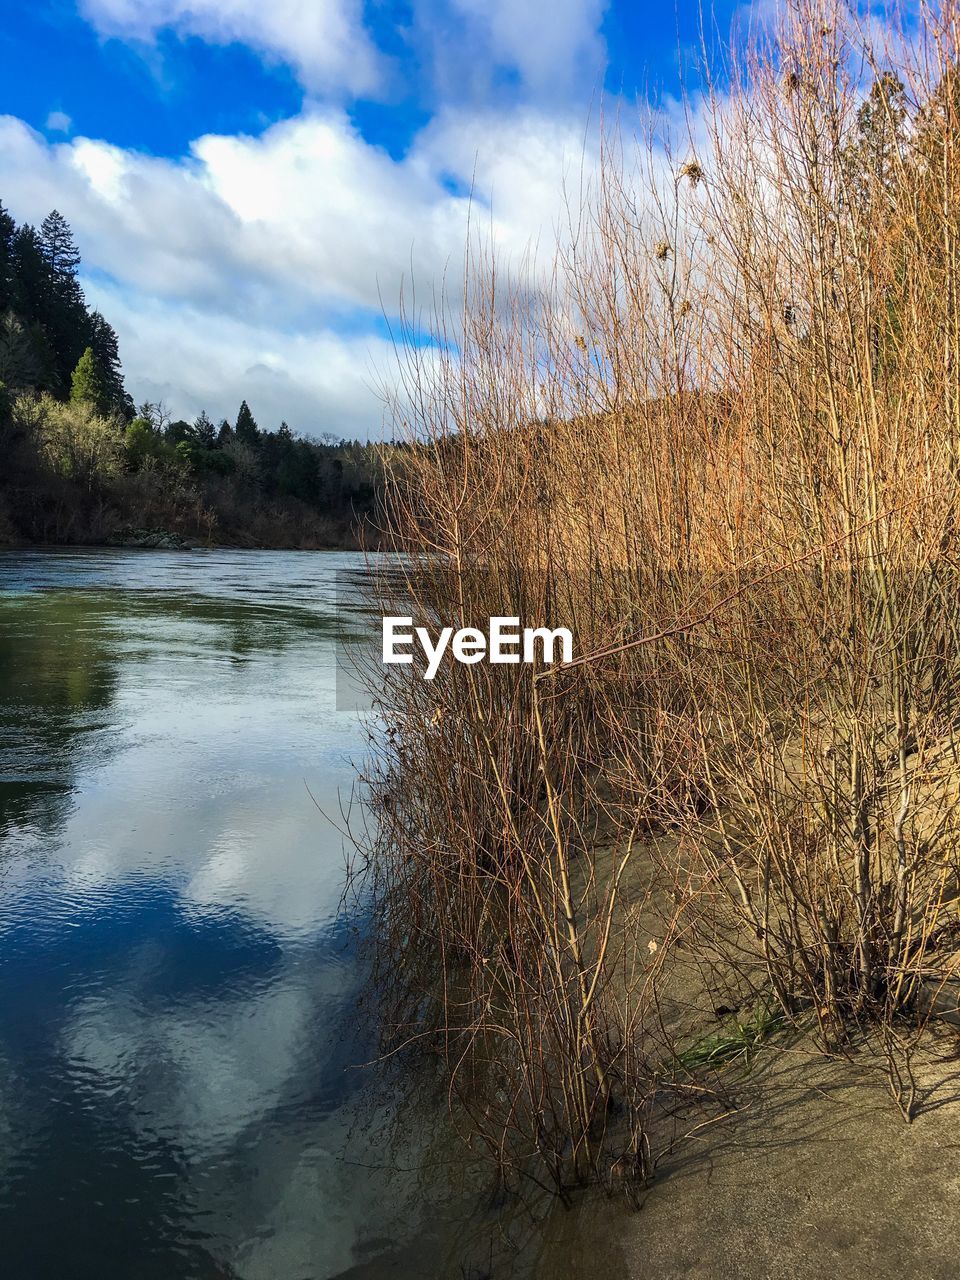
left=0, top=548, right=503, bottom=1280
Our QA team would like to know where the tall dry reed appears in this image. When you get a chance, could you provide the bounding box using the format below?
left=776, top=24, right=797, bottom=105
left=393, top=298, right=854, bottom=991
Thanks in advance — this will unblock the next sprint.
left=359, top=0, right=960, bottom=1193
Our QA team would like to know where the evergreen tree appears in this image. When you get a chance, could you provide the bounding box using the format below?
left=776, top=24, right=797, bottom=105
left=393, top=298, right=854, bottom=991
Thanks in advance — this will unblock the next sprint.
left=844, top=74, right=909, bottom=214
left=7, top=224, right=57, bottom=391
left=38, top=211, right=89, bottom=397
left=11, top=226, right=48, bottom=327
left=0, top=202, right=15, bottom=316
left=70, top=346, right=110, bottom=416
left=235, top=399, right=259, bottom=445
left=88, top=311, right=131, bottom=419
left=0, top=312, right=42, bottom=390
left=165, top=418, right=194, bottom=444
left=194, top=410, right=216, bottom=447
left=39, top=210, right=81, bottom=279
left=0, top=194, right=386, bottom=541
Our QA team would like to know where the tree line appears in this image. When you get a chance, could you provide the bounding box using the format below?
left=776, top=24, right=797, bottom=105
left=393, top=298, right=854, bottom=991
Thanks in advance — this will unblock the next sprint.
left=0, top=201, right=387, bottom=547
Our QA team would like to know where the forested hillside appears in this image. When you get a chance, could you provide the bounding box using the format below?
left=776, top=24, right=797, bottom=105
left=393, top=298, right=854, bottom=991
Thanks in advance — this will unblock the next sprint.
left=0, top=201, right=386, bottom=548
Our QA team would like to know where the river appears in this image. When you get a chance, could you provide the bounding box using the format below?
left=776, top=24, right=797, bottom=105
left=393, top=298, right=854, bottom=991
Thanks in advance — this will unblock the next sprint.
left=0, top=547, right=587, bottom=1280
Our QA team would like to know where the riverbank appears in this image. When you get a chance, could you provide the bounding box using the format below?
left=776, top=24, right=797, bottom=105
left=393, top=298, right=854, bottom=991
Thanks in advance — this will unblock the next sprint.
left=534, top=1036, right=960, bottom=1280
left=620, top=850, right=960, bottom=1277
left=0, top=393, right=385, bottom=554
left=0, top=521, right=370, bottom=552
left=356, top=0, right=960, bottom=1224
left=572, top=831, right=960, bottom=1279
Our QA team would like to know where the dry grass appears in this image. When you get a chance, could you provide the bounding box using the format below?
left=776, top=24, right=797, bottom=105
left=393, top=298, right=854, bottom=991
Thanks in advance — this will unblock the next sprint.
left=358, top=0, right=960, bottom=1196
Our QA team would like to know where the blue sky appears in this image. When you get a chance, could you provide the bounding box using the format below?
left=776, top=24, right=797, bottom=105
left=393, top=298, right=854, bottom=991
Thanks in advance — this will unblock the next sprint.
left=0, top=0, right=740, bottom=436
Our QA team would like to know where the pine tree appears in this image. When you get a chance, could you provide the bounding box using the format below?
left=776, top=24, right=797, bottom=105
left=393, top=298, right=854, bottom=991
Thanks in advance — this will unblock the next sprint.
left=70, top=346, right=110, bottom=415
left=137, top=401, right=166, bottom=431
left=0, top=204, right=136, bottom=412
left=88, top=311, right=131, bottom=418
left=11, top=226, right=47, bottom=326
left=39, top=210, right=81, bottom=279
left=0, top=312, right=42, bottom=390
left=235, top=399, right=259, bottom=445
left=10, top=226, right=55, bottom=388
left=844, top=74, right=909, bottom=213
left=217, top=418, right=233, bottom=445
left=38, top=210, right=89, bottom=397
left=0, top=202, right=15, bottom=316
left=194, top=410, right=216, bottom=447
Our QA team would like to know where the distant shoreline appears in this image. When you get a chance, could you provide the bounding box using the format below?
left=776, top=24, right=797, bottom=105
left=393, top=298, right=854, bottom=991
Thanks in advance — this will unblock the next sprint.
left=0, top=523, right=378, bottom=554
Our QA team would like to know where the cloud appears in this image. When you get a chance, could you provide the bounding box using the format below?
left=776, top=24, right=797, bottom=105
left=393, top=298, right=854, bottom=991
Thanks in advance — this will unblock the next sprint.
left=0, top=106, right=597, bottom=308
left=79, top=0, right=381, bottom=95
left=417, top=0, right=609, bottom=103
left=0, top=105, right=598, bottom=432
left=82, top=279, right=401, bottom=434
left=415, top=106, right=599, bottom=256
left=456, top=0, right=607, bottom=87
left=0, top=111, right=468, bottom=320
left=80, top=0, right=610, bottom=106
left=0, top=0, right=624, bottom=435
left=45, top=110, right=73, bottom=133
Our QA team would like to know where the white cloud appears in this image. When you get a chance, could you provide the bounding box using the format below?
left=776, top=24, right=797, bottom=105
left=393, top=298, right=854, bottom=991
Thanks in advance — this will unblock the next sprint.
left=45, top=109, right=73, bottom=133
left=82, top=279, right=400, bottom=434
left=0, top=112, right=469, bottom=319
left=0, top=105, right=599, bottom=433
left=37, top=0, right=623, bottom=431
left=431, top=0, right=609, bottom=100
left=80, top=0, right=611, bottom=105
left=415, top=106, right=598, bottom=256
left=79, top=0, right=381, bottom=95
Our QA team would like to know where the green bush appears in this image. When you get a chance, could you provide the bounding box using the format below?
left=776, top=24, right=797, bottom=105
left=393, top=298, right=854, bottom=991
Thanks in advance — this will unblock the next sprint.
left=174, top=439, right=236, bottom=475
left=27, top=393, right=122, bottom=485
left=124, top=417, right=177, bottom=470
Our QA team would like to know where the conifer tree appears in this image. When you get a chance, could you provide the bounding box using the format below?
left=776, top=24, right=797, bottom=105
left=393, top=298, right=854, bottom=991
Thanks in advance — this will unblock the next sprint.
left=70, top=346, right=110, bottom=416
left=0, top=202, right=15, bottom=316
left=235, top=399, right=259, bottom=445
left=88, top=311, right=131, bottom=418
left=0, top=193, right=385, bottom=536
left=39, top=210, right=81, bottom=279
left=8, top=226, right=56, bottom=390
left=843, top=74, right=909, bottom=213
left=194, top=410, right=216, bottom=447
left=39, top=211, right=88, bottom=396
left=11, top=226, right=47, bottom=327
left=0, top=312, right=41, bottom=390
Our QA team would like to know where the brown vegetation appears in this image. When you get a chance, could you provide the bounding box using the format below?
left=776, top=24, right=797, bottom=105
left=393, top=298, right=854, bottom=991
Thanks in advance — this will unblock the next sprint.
left=359, top=0, right=960, bottom=1199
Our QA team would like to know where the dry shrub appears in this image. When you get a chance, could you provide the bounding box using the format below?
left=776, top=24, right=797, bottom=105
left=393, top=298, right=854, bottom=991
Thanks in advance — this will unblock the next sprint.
left=361, top=0, right=960, bottom=1194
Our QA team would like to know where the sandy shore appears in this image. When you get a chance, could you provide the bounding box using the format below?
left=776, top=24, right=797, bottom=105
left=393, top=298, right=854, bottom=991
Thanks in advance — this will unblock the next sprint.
left=534, top=1035, right=960, bottom=1279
